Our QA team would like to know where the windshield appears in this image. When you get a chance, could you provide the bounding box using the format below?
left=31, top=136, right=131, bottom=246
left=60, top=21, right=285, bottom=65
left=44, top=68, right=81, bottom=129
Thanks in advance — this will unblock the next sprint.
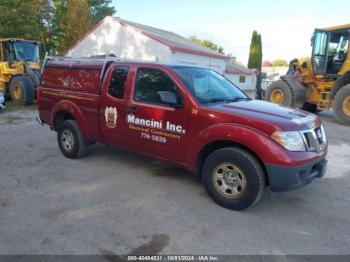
left=172, top=67, right=248, bottom=104
left=13, top=41, right=39, bottom=62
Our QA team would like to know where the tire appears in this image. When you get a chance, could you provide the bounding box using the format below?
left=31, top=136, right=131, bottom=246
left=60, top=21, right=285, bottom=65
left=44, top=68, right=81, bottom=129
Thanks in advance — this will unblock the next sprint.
left=9, top=76, right=35, bottom=105
left=57, top=120, right=88, bottom=159
left=265, top=80, right=294, bottom=106
left=202, top=147, right=266, bottom=210
left=333, top=84, right=350, bottom=125
left=302, top=102, right=320, bottom=114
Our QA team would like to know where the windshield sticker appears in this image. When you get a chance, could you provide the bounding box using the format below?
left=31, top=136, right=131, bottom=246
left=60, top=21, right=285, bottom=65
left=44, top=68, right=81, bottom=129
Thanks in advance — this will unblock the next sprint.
left=105, top=107, right=118, bottom=128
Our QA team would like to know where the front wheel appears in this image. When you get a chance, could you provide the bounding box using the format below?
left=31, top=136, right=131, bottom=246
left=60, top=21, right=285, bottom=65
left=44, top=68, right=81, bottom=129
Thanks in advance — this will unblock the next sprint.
left=265, top=80, right=294, bottom=106
left=333, top=84, right=350, bottom=125
left=57, top=120, right=88, bottom=159
left=202, top=147, right=266, bottom=210
left=9, top=76, right=35, bottom=105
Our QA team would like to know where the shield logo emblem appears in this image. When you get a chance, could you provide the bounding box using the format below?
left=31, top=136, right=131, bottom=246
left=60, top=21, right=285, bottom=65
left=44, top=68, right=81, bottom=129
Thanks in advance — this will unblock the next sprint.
left=104, top=107, right=118, bottom=128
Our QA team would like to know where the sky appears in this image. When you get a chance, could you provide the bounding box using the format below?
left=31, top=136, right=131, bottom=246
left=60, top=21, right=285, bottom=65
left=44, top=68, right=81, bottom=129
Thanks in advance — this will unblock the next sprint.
left=111, top=0, right=350, bottom=66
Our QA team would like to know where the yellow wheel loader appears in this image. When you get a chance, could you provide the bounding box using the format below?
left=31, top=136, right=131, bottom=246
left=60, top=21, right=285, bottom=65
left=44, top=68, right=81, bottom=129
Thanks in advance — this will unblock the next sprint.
left=0, top=38, right=41, bottom=107
left=265, top=24, right=350, bottom=125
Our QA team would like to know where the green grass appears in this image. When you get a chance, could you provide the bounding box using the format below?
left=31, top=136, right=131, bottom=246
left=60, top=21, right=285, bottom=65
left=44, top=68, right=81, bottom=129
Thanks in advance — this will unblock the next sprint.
left=2, top=100, right=38, bottom=112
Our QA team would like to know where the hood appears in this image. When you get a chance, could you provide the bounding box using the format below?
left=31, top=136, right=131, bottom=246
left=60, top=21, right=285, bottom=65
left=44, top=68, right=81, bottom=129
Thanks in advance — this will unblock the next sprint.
left=211, top=100, right=320, bottom=133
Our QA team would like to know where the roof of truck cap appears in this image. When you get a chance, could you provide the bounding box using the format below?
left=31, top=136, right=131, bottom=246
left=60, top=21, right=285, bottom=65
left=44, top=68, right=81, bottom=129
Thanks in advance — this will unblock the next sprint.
left=45, top=60, right=105, bottom=70
left=45, top=58, right=214, bottom=71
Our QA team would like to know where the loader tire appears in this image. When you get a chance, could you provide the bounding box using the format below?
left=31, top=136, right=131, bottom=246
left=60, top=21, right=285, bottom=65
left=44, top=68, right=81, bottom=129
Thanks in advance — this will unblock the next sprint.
left=333, top=84, right=350, bottom=125
left=9, top=76, right=35, bottom=105
left=265, top=80, right=294, bottom=107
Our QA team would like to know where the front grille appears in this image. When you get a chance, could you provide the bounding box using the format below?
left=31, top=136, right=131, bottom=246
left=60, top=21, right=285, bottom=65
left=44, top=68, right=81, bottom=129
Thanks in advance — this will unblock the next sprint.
left=301, top=125, right=327, bottom=152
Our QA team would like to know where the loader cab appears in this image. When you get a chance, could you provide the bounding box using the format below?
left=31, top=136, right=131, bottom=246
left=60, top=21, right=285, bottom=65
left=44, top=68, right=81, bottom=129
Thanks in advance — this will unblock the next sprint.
left=311, top=28, right=350, bottom=76
left=1, top=39, right=40, bottom=67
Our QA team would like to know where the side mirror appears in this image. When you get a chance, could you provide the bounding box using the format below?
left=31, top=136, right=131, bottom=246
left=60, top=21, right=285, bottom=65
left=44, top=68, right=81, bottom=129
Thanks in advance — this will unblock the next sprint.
left=157, top=91, right=182, bottom=107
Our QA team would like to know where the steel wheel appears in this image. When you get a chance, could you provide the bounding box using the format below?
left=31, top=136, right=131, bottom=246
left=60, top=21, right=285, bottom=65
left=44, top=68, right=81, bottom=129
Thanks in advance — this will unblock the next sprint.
left=61, top=129, right=75, bottom=152
left=212, top=162, right=247, bottom=199
left=270, top=89, right=284, bottom=104
left=343, top=96, right=350, bottom=117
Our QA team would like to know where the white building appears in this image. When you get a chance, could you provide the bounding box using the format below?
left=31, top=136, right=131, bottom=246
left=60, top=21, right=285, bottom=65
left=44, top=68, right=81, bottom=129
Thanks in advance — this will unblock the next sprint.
left=65, top=16, right=230, bottom=74
left=224, top=59, right=257, bottom=90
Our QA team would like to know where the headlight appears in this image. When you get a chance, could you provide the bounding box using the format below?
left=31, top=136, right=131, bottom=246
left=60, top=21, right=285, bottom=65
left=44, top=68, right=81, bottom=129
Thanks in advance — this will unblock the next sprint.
left=271, top=131, right=306, bottom=151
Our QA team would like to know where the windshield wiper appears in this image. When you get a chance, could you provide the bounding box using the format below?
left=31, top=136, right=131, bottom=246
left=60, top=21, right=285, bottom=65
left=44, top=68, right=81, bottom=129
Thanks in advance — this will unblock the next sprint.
left=225, top=97, right=250, bottom=103
left=200, top=98, right=227, bottom=103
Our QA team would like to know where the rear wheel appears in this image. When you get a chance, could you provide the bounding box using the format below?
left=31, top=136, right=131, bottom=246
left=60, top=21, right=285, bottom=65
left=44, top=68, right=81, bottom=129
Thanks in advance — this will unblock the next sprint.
left=9, top=76, right=35, bottom=105
left=202, top=147, right=266, bottom=210
left=265, top=80, right=294, bottom=106
left=57, top=120, right=88, bottom=159
left=333, top=84, right=350, bottom=125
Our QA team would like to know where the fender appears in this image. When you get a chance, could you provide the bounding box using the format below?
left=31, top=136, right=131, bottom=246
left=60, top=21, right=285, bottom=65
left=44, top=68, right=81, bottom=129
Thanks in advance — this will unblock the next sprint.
left=281, top=75, right=307, bottom=107
left=187, top=123, right=295, bottom=172
left=51, top=100, right=92, bottom=141
left=331, top=70, right=350, bottom=98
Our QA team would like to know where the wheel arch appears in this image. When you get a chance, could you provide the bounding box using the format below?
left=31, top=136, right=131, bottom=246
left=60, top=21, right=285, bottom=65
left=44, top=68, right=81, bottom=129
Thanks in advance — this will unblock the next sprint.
left=195, top=140, right=269, bottom=186
left=51, top=100, right=92, bottom=141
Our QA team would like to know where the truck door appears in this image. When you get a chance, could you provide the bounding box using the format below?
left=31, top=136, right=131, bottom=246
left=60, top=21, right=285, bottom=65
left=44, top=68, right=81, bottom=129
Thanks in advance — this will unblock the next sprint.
left=125, top=66, right=190, bottom=163
left=99, top=65, right=131, bottom=147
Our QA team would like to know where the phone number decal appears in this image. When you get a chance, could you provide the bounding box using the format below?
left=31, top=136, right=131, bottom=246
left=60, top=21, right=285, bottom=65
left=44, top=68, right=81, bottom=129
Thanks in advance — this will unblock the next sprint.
left=141, top=132, right=167, bottom=143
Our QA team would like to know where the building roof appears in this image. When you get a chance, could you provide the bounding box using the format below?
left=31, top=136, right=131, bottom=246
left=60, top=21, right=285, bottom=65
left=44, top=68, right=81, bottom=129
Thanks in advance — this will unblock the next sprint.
left=116, top=18, right=229, bottom=59
left=225, top=58, right=255, bottom=75
left=65, top=16, right=230, bottom=60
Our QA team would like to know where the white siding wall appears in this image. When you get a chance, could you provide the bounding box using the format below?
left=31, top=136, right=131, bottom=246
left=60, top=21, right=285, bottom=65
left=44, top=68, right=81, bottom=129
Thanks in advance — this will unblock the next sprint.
left=66, top=17, right=171, bottom=62
left=224, top=73, right=256, bottom=90
left=170, top=51, right=227, bottom=74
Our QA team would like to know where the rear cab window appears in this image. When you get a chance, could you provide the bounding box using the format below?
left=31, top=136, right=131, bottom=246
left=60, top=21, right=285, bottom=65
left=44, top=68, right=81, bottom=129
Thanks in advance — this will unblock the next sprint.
left=107, top=66, right=130, bottom=99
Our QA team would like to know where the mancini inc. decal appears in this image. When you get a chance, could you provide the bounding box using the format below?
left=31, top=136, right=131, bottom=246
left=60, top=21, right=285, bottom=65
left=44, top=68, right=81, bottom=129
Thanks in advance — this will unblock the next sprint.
left=127, top=114, right=186, bottom=134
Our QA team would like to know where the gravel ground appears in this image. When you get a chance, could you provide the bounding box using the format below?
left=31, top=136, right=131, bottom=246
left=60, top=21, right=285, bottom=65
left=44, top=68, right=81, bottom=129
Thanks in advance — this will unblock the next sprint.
left=0, top=106, right=349, bottom=255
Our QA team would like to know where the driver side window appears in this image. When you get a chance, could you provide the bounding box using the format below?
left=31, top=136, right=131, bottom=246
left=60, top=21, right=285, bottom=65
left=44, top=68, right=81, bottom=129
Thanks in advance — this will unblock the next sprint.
left=134, top=68, right=182, bottom=106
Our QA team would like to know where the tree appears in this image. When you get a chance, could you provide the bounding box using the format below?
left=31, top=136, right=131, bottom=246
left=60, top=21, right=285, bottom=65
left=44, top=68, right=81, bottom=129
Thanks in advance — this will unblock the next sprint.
left=88, top=0, right=116, bottom=25
left=0, top=0, right=55, bottom=55
left=56, top=0, right=93, bottom=55
left=272, top=59, right=288, bottom=67
left=0, top=0, right=117, bottom=56
left=189, top=36, right=225, bottom=54
left=262, top=60, right=272, bottom=67
left=247, top=30, right=262, bottom=70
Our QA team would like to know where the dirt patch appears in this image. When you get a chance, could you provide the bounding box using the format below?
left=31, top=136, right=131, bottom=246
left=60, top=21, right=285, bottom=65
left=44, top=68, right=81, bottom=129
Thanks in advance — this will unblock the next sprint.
left=129, top=234, right=170, bottom=255
left=0, top=197, right=13, bottom=208
left=2, top=115, right=32, bottom=125
left=1, top=102, right=37, bottom=112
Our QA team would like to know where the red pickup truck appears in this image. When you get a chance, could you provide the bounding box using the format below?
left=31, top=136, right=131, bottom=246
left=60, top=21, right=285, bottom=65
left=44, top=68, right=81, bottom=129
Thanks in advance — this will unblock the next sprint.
left=37, top=58, right=328, bottom=210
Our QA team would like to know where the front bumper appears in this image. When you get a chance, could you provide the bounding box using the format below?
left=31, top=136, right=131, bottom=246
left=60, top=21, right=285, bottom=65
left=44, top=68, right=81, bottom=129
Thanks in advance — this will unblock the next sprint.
left=265, top=156, right=327, bottom=192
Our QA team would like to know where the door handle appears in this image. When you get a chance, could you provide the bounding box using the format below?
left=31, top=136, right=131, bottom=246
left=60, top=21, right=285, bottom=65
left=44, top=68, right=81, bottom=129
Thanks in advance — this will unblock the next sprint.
left=127, top=107, right=138, bottom=113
